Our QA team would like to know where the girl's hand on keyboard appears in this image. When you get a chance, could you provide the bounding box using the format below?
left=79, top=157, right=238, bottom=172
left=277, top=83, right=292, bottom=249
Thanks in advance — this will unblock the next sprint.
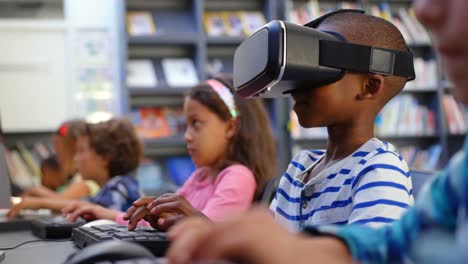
left=62, top=202, right=119, bottom=222
left=125, top=194, right=203, bottom=231
left=123, top=197, right=156, bottom=221
left=147, top=193, right=200, bottom=218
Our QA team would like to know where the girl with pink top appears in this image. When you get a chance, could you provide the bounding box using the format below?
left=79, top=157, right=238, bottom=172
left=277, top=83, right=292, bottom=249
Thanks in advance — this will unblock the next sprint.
left=63, top=75, right=277, bottom=230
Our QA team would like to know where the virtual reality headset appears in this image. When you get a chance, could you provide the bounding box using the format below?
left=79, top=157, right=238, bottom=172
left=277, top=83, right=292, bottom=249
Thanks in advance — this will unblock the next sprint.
left=233, top=9, right=416, bottom=98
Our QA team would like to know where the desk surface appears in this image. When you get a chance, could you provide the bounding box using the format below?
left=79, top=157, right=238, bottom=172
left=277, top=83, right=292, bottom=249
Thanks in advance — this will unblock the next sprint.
left=0, top=230, right=77, bottom=264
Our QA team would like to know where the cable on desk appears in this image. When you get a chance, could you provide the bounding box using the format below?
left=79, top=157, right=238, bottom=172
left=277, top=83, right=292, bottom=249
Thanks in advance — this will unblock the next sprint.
left=0, top=238, right=71, bottom=250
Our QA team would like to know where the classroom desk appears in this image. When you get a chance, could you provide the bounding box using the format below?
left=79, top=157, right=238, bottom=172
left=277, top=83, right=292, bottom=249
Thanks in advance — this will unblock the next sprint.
left=0, top=230, right=76, bottom=264
left=0, top=228, right=239, bottom=264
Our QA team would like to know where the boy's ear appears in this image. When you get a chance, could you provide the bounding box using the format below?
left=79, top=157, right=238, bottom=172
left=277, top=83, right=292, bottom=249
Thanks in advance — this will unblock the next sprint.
left=225, top=118, right=238, bottom=140
left=357, top=74, right=384, bottom=100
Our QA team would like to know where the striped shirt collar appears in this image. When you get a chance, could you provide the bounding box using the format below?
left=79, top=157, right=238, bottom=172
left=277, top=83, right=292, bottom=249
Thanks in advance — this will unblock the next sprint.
left=292, top=138, right=396, bottom=185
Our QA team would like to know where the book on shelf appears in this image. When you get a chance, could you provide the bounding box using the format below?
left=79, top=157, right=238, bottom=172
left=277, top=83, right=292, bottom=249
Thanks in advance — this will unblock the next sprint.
left=126, top=11, right=157, bottom=36
left=286, top=0, right=359, bottom=25
left=285, top=1, right=431, bottom=45
left=442, top=94, right=466, bottom=135
left=4, top=148, right=18, bottom=182
left=404, top=57, right=438, bottom=90
left=204, top=11, right=266, bottom=37
left=223, top=12, right=245, bottom=37
left=132, top=107, right=186, bottom=139
left=8, top=149, right=36, bottom=189
left=161, top=58, right=199, bottom=88
left=375, top=94, right=436, bottom=136
left=205, top=58, right=227, bottom=78
left=164, top=108, right=186, bottom=137
left=126, top=60, right=158, bottom=88
left=290, top=96, right=437, bottom=140
left=399, top=144, right=441, bottom=171
left=34, top=142, right=51, bottom=160
left=204, top=12, right=228, bottom=37
left=133, top=108, right=171, bottom=139
left=239, top=12, right=267, bottom=35
left=369, top=3, right=431, bottom=45
left=16, top=142, right=41, bottom=178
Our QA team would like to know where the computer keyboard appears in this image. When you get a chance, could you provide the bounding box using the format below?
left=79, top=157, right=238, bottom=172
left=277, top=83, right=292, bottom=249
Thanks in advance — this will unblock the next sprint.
left=72, top=225, right=170, bottom=257
left=31, top=216, right=85, bottom=239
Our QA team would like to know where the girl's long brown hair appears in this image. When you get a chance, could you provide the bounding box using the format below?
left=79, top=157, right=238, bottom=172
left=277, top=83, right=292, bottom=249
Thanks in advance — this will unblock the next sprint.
left=188, top=75, right=277, bottom=200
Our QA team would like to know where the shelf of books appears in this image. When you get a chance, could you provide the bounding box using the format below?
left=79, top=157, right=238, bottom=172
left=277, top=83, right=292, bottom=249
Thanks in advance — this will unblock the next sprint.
left=2, top=132, right=54, bottom=190
left=202, top=0, right=273, bottom=77
left=126, top=0, right=200, bottom=166
left=281, top=0, right=462, bottom=172
left=122, top=0, right=465, bottom=174
left=123, top=0, right=296, bottom=174
left=125, top=0, right=202, bottom=93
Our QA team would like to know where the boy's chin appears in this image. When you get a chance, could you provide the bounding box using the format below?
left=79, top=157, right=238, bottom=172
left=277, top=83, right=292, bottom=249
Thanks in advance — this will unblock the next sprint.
left=297, top=118, right=326, bottom=128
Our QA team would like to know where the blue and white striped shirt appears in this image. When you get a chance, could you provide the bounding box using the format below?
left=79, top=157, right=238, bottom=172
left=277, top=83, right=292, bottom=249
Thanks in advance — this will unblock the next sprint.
left=270, top=138, right=414, bottom=231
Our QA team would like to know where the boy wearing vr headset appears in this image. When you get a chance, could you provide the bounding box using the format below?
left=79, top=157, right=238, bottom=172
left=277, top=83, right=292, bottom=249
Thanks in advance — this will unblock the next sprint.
left=164, top=8, right=415, bottom=248
left=167, top=0, right=468, bottom=263
left=235, top=10, right=415, bottom=231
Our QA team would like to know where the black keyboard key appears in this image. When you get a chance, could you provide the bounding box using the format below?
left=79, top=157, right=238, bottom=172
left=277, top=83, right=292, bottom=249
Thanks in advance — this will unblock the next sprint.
left=113, top=232, right=134, bottom=239
left=92, top=225, right=117, bottom=232
left=72, top=224, right=170, bottom=257
left=95, top=233, right=113, bottom=239
left=134, top=236, right=149, bottom=241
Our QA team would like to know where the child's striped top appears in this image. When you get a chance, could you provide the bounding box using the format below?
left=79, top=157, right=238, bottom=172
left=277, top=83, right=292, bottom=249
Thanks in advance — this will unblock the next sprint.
left=270, top=138, right=414, bottom=231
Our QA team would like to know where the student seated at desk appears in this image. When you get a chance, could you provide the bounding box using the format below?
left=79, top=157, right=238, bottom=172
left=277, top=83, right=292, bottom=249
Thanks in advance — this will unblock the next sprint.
left=261, top=10, right=414, bottom=231
left=21, top=119, right=100, bottom=200
left=7, top=118, right=143, bottom=218
left=63, top=76, right=277, bottom=230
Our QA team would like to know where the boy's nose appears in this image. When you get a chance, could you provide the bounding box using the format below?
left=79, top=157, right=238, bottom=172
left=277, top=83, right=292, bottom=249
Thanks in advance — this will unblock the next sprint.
left=413, top=0, right=447, bottom=32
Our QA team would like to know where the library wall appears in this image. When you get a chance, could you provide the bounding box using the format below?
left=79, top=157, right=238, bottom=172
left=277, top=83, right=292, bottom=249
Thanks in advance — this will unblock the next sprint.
left=2, top=0, right=466, bottom=192
left=285, top=0, right=465, bottom=171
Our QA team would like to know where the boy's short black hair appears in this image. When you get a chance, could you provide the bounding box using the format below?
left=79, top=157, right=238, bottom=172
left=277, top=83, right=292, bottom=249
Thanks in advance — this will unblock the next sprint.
left=312, top=11, right=408, bottom=53
left=313, top=11, right=409, bottom=101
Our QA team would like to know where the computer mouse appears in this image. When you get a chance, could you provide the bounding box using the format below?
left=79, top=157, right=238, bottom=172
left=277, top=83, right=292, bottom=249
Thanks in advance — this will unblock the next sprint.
left=82, top=219, right=118, bottom=228
left=65, top=240, right=154, bottom=264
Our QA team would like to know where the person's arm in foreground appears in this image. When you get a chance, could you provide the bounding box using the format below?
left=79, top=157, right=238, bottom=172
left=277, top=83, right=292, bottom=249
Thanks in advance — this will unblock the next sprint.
left=166, top=208, right=352, bottom=264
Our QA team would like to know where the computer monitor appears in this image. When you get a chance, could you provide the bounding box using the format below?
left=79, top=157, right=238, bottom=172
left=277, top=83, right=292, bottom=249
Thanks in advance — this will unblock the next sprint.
left=0, top=144, right=12, bottom=210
